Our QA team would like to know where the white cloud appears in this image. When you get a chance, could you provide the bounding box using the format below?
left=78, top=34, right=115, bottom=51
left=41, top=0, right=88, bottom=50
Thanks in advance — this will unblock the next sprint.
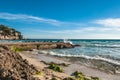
left=94, top=18, right=120, bottom=27
left=0, top=12, right=82, bottom=26
left=27, top=29, right=82, bottom=34
left=83, top=27, right=114, bottom=31
left=27, top=27, right=114, bottom=34
left=0, top=13, right=61, bottom=25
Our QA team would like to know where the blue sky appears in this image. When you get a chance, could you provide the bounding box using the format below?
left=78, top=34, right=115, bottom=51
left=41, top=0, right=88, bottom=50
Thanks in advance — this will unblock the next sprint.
left=0, top=0, right=120, bottom=39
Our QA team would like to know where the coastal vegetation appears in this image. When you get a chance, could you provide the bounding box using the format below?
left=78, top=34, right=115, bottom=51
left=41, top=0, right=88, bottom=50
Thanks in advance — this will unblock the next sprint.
left=10, top=46, right=24, bottom=52
left=49, top=63, right=63, bottom=72
left=73, top=71, right=85, bottom=78
left=47, top=62, right=100, bottom=80
left=72, top=71, right=100, bottom=80
left=36, top=71, right=43, bottom=76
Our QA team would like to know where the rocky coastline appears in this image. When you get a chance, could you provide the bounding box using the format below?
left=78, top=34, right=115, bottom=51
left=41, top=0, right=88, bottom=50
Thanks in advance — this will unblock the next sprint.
left=0, top=42, right=79, bottom=50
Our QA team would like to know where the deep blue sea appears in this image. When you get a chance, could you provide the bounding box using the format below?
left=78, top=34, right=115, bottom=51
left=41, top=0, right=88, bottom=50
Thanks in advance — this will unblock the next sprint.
left=1, top=39, right=120, bottom=65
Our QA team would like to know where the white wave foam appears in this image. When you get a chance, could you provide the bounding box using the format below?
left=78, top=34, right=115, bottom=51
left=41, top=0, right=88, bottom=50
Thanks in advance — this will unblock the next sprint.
left=38, top=50, right=120, bottom=65
left=38, top=50, right=48, bottom=54
left=49, top=52, right=120, bottom=65
left=89, top=44, right=120, bottom=48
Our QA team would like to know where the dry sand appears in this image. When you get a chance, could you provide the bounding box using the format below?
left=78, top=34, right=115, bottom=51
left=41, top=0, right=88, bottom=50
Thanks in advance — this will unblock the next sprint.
left=20, top=51, right=120, bottom=80
left=19, top=51, right=70, bottom=80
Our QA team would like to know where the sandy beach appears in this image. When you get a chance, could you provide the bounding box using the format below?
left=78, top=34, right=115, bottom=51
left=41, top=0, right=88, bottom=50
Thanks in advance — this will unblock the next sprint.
left=19, top=51, right=70, bottom=80
left=19, top=50, right=120, bottom=80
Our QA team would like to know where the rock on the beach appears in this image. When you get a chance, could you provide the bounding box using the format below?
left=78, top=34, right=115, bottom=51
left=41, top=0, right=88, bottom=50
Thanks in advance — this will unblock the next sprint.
left=0, top=46, right=38, bottom=80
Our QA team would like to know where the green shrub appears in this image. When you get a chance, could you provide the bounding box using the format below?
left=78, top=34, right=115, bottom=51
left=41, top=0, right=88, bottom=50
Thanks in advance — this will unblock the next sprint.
left=71, top=71, right=100, bottom=80
left=10, top=46, right=23, bottom=52
left=36, top=71, right=43, bottom=76
left=49, top=63, right=63, bottom=72
left=72, top=71, right=92, bottom=80
left=73, top=71, right=85, bottom=78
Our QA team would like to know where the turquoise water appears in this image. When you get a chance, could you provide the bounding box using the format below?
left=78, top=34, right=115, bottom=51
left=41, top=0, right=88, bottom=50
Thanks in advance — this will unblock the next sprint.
left=1, top=39, right=120, bottom=65
left=44, top=39, right=120, bottom=65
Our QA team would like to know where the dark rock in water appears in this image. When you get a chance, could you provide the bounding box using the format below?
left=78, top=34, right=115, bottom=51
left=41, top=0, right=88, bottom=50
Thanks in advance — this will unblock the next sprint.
left=56, top=43, right=74, bottom=49
left=0, top=45, right=38, bottom=80
left=73, top=44, right=81, bottom=47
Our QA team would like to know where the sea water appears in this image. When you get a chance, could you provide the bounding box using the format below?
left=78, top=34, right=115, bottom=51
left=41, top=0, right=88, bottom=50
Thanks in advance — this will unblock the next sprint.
left=43, top=39, right=120, bottom=65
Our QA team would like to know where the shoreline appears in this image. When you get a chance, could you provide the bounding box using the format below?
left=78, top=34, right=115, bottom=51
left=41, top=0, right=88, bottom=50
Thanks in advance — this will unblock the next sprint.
left=38, top=50, right=120, bottom=74
left=20, top=50, right=120, bottom=80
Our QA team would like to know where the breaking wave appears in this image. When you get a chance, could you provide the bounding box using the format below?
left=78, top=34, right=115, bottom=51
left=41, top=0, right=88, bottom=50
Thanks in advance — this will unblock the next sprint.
left=85, top=44, right=120, bottom=48
left=38, top=50, right=120, bottom=65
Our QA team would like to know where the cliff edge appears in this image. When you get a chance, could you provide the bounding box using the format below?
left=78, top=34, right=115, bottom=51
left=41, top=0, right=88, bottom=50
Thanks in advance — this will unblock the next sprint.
left=0, top=24, right=23, bottom=40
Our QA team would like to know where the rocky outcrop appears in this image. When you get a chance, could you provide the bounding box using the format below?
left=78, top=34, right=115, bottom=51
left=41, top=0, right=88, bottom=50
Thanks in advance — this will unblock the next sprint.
left=1, top=42, right=75, bottom=50
left=0, top=46, right=38, bottom=80
left=0, top=24, right=23, bottom=40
